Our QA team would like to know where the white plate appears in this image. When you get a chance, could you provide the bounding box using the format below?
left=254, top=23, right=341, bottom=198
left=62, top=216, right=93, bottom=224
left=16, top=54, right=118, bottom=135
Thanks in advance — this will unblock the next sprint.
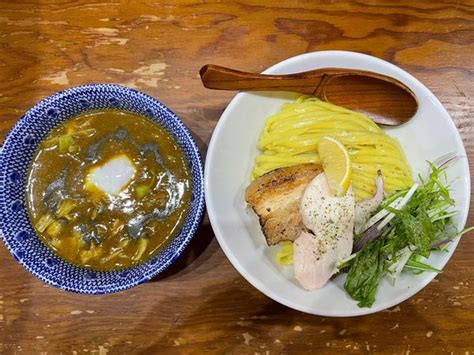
left=204, top=51, right=470, bottom=316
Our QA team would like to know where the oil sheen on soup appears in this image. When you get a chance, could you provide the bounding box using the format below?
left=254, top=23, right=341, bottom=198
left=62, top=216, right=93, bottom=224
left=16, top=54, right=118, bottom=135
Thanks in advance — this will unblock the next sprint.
left=27, top=110, right=191, bottom=270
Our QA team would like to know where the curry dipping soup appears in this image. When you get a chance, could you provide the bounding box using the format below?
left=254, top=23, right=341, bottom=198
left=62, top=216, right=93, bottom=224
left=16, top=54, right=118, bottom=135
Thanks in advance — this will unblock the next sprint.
left=26, top=110, right=191, bottom=271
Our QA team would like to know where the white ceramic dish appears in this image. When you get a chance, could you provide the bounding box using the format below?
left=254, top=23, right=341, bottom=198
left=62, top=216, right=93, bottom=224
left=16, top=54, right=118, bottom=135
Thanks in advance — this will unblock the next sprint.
left=204, top=51, right=470, bottom=316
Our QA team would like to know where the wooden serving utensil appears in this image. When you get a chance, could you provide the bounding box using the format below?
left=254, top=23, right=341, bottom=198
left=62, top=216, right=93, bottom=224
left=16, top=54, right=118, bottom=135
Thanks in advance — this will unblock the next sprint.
left=200, top=64, right=418, bottom=125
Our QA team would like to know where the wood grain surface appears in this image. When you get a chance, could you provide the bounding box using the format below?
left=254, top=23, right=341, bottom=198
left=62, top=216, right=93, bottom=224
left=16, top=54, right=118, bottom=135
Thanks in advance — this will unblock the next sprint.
left=0, top=1, right=473, bottom=354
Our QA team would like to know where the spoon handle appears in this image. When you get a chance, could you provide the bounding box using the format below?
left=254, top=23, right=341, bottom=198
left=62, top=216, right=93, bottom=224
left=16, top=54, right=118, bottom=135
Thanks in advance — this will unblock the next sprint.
left=199, top=64, right=411, bottom=96
left=200, top=64, right=323, bottom=94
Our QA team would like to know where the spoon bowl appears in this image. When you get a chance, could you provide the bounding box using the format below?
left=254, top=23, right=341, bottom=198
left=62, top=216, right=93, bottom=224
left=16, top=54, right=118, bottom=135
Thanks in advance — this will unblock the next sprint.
left=200, top=64, right=418, bottom=125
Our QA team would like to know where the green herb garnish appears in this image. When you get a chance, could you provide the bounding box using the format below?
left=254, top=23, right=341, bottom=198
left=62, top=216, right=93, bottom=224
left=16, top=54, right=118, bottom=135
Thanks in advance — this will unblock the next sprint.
left=344, top=161, right=470, bottom=308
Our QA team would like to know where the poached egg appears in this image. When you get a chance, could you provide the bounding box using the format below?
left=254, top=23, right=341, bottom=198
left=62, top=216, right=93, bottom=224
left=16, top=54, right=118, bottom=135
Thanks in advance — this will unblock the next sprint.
left=85, top=154, right=136, bottom=196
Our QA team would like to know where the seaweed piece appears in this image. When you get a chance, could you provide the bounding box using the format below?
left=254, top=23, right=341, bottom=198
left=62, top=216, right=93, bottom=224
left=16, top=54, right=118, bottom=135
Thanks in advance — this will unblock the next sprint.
left=127, top=171, right=183, bottom=239
left=75, top=224, right=102, bottom=247
left=43, top=168, right=68, bottom=211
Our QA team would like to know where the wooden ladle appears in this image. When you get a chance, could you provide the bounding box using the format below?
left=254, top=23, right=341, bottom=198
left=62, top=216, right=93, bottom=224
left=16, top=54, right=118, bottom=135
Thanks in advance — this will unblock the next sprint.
left=200, top=64, right=418, bottom=125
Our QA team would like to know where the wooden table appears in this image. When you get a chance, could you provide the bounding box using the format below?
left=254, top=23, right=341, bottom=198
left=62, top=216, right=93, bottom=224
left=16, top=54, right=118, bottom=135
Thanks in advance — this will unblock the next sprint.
left=0, top=1, right=473, bottom=353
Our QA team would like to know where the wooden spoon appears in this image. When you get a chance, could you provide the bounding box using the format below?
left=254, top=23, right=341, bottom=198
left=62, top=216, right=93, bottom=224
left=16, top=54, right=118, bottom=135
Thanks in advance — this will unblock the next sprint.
left=200, top=64, right=418, bottom=125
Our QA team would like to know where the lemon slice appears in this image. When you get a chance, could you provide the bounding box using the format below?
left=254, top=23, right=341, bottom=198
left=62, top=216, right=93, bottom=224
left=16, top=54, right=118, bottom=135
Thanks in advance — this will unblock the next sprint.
left=318, top=137, right=352, bottom=196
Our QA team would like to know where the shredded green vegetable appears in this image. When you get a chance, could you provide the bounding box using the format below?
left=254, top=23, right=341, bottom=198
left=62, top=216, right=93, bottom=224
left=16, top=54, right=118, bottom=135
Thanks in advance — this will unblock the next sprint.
left=35, top=214, right=55, bottom=233
left=344, top=162, right=470, bottom=308
left=46, top=219, right=64, bottom=237
left=58, top=135, right=75, bottom=153
left=135, top=171, right=156, bottom=199
left=133, top=238, right=149, bottom=261
left=345, top=239, right=386, bottom=308
left=135, top=184, right=152, bottom=199
left=57, top=199, right=77, bottom=220
left=44, top=128, right=96, bottom=153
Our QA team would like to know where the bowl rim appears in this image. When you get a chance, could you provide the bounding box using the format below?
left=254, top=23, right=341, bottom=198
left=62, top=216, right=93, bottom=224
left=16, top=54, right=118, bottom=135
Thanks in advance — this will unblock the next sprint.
left=204, top=50, right=471, bottom=316
left=0, top=83, right=205, bottom=294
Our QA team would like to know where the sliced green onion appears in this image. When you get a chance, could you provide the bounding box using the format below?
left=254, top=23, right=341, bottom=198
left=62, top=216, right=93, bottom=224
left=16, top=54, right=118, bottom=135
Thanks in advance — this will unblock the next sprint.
left=58, top=135, right=75, bottom=153
left=135, top=184, right=152, bottom=199
left=336, top=252, right=358, bottom=270
left=404, top=259, right=442, bottom=273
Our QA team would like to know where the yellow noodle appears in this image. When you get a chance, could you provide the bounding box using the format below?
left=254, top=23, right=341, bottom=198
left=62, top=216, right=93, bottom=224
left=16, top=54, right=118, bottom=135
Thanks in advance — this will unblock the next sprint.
left=255, top=153, right=319, bottom=165
left=252, top=96, right=413, bottom=201
left=352, top=169, right=404, bottom=186
left=276, top=241, right=294, bottom=265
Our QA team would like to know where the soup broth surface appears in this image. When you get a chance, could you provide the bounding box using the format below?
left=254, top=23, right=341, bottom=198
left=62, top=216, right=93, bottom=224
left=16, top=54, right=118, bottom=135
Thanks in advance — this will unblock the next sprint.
left=27, top=110, right=191, bottom=270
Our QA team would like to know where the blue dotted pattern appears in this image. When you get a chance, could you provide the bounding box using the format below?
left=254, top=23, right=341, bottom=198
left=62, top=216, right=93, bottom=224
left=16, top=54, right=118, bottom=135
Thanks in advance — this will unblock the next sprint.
left=0, top=84, right=205, bottom=294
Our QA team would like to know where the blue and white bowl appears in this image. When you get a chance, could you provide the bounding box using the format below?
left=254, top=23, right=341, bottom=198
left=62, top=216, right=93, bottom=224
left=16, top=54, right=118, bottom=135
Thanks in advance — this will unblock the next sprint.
left=0, top=84, right=205, bottom=294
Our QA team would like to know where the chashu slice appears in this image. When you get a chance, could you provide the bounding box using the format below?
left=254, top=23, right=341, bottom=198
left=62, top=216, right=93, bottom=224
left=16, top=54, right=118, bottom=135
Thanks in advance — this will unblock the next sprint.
left=245, top=164, right=322, bottom=246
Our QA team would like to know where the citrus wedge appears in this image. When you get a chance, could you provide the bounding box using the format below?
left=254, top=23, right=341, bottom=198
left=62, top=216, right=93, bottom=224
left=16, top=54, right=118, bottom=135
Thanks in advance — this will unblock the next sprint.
left=318, top=136, right=352, bottom=196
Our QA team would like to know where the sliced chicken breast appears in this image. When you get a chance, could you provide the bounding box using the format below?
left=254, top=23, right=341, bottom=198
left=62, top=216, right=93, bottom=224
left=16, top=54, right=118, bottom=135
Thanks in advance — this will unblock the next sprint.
left=294, top=173, right=355, bottom=290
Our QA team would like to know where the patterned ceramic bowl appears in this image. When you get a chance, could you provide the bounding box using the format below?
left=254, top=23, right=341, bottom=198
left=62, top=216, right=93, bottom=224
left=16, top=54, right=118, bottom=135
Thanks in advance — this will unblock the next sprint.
left=0, top=84, right=205, bottom=294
